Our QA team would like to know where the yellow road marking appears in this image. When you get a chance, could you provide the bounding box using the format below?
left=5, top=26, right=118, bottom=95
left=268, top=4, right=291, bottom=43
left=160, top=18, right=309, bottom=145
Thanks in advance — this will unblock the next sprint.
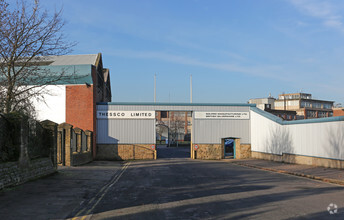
left=71, top=162, right=130, bottom=220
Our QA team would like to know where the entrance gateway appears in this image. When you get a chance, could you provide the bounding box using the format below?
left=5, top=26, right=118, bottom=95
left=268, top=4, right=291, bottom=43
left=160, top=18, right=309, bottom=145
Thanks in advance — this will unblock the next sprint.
left=95, top=102, right=253, bottom=160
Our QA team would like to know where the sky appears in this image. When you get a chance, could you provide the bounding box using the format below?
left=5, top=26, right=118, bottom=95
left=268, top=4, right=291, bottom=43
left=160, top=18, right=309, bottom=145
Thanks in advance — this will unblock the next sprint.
left=14, top=0, right=344, bottom=104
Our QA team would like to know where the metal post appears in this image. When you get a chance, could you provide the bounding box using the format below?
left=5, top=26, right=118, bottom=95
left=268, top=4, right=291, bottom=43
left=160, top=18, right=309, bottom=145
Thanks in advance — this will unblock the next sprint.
left=154, top=74, right=156, bottom=103
left=190, top=74, right=192, bottom=103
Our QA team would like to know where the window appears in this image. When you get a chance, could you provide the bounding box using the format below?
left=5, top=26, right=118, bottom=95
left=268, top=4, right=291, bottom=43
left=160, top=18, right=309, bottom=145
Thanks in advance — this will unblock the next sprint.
left=301, top=101, right=311, bottom=108
left=161, top=111, right=168, bottom=118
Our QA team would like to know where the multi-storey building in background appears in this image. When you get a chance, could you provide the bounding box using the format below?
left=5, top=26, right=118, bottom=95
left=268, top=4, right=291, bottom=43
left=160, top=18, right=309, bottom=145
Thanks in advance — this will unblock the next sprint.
left=249, top=92, right=334, bottom=120
left=249, top=95, right=275, bottom=110
left=274, top=93, right=333, bottom=119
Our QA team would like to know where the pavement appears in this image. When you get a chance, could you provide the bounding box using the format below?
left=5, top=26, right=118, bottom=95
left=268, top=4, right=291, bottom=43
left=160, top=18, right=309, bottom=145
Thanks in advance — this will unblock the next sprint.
left=229, top=159, right=344, bottom=186
left=0, top=160, right=124, bottom=220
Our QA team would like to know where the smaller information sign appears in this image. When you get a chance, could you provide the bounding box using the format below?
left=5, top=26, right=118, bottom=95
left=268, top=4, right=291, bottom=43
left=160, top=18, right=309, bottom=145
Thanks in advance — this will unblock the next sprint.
left=194, top=112, right=249, bottom=120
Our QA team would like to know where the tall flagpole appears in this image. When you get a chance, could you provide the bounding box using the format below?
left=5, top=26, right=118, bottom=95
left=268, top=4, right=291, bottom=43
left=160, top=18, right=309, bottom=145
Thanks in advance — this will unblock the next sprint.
left=154, top=73, right=156, bottom=103
left=190, top=74, right=192, bottom=103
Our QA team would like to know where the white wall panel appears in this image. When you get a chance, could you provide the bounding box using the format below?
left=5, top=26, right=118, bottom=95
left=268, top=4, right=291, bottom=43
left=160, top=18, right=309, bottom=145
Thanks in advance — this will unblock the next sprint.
left=251, top=109, right=344, bottom=160
left=32, top=85, right=66, bottom=124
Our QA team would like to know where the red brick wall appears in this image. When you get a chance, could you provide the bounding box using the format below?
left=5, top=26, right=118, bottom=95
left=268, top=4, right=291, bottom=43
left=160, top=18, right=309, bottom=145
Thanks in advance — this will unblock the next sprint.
left=66, top=84, right=96, bottom=158
left=333, top=109, right=344, bottom=117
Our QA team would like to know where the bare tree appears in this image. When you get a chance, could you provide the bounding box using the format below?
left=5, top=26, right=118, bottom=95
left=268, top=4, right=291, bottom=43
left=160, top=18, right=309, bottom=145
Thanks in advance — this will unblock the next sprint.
left=0, top=0, right=75, bottom=115
left=156, top=121, right=165, bottom=142
left=170, top=115, right=185, bottom=146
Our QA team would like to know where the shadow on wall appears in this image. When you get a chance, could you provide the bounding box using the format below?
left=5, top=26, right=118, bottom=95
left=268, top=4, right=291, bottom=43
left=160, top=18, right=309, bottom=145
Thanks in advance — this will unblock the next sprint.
left=96, top=111, right=120, bottom=159
left=265, top=124, right=294, bottom=158
left=326, top=123, right=344, bottom=160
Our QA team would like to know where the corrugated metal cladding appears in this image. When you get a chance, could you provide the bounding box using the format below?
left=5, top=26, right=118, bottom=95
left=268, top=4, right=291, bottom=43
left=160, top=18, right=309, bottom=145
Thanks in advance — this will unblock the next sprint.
left=97, top=119, right=155, bottom=144
left=193, top=119, right=250, bottom=144
left=97, top=103, right=253, bottom=145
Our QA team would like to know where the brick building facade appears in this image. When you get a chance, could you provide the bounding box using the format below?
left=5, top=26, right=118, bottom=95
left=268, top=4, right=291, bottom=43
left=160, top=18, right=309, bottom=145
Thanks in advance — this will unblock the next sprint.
left=33, top=53, right=111, bottom=157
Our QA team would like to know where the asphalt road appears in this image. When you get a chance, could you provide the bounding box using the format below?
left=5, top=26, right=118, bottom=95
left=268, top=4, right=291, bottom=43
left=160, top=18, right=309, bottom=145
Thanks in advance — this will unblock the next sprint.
left=72, top=148, right=344, bottom=220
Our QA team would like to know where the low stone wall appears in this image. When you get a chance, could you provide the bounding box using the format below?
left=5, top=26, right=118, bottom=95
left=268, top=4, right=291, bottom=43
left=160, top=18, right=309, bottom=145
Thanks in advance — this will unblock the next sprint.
left=191, top=142, right=251, bottom=160
left=72, top=151, right=93, bottom=166
left=0, top=158, right=56, bottom=190
left=252, top=151, right=344, bottom=169
left=193, top=144, right=223, bottom=160
left=96, top=144, right=156, bottom=160
left=236, top=144, right=251, bottom=159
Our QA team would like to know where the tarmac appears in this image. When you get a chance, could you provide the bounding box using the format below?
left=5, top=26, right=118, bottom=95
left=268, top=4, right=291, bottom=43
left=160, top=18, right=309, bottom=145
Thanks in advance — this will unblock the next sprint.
left=1, top=158, right=344, bottom=219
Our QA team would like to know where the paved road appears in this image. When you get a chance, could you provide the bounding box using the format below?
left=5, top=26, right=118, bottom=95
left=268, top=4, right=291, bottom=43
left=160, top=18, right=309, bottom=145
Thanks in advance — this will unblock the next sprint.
left=157, top=145, right=190, bottom=159
left=70, top=149, right=344, bottom=219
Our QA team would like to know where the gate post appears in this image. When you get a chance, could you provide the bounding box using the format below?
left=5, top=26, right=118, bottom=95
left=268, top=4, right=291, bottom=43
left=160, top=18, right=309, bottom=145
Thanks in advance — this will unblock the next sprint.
left=41, top=120, right=58, bottom=169
left=58, top=123, right=73, bottom=166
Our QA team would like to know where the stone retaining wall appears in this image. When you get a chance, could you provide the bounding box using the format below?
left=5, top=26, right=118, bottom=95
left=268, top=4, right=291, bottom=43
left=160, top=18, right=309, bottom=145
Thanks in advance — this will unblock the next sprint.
left=96, top=144, right=156, bottom=160
left=72, top=151, right=93, bottom=166
left=0, top=158, right=56, bottom=190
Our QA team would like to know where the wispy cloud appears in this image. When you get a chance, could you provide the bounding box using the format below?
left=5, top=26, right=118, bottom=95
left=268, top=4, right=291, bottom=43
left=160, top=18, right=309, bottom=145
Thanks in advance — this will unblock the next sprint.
left=107, top=49, right=291, bottom=81
left=289, top=0, right=344, bottom=32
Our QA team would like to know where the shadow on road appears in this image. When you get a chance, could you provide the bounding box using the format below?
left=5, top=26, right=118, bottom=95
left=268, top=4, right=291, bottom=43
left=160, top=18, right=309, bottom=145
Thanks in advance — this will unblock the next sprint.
left=156, top=145, right=190, bottom=159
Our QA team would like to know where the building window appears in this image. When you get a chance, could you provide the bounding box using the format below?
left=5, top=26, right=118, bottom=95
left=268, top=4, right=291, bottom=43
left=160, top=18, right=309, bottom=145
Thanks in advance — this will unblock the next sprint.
left=161, top=111, right=168, bottom=118
left=306, top=110, right=316, bottom=118
left=301, top=101, right=311, bottom=108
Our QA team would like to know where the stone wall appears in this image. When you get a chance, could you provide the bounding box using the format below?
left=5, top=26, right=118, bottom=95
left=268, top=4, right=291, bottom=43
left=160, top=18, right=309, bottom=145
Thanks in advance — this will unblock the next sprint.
left=72, top=151, right=93, bottom=166
left=252, top=151, right=344, bottom=169
left=236, top=143, right=251, bottom=159
left=191, top=141, right=251, bottom=160
left=0, top=158, right=56, bottom=190
left=96, top=144, right=156, bottom=160
left=193, top=144, right=223, bottom=160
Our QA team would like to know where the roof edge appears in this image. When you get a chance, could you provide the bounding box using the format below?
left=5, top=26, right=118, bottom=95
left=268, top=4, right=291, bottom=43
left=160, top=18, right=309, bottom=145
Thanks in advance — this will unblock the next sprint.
left=97, top=102, right=256, bottom=107
left=251, top=107, right=344, bottom=125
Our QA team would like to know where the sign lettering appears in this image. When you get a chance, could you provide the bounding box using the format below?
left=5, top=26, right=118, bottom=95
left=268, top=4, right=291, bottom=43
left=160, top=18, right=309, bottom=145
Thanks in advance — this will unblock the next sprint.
left=194, top=112, right=249, bottom=119
left=97, top=111, right=155, bottom=119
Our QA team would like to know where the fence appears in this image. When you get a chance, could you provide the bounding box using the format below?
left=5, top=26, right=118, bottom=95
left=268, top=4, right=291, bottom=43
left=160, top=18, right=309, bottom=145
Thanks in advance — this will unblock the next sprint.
left=0, top=113, right=55, bottom=163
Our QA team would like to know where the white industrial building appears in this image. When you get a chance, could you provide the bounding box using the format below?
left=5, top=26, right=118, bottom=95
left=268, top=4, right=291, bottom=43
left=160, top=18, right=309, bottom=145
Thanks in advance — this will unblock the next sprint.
left=95, top=102, right=344, bottom=168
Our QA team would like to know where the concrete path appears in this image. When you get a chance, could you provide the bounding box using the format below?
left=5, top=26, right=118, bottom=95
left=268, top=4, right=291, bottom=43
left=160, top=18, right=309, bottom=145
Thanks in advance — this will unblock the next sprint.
left=231, top=159, right=344, bottom=186
left=0, top=161, right=123, bottom=220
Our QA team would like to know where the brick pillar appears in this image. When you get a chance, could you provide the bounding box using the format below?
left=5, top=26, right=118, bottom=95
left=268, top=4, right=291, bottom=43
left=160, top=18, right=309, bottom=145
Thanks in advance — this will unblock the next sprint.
left=85, top=130, right=93, bottom=152
left=41, top=120, right=58, bottom=170
left=74, top=127, right=82, bottom=153
left=58, top=123, right=73, bottom=166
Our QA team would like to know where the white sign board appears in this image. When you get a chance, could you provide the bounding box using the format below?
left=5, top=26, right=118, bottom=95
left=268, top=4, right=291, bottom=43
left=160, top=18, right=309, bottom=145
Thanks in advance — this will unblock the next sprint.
left=97, top=111, right=155, bottom=119
left=194, top=112, right=249, bottom=120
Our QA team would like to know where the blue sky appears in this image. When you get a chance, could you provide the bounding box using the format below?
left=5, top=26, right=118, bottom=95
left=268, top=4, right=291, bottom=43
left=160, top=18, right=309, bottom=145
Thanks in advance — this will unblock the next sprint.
left=27, top=0, right=344, bottom=104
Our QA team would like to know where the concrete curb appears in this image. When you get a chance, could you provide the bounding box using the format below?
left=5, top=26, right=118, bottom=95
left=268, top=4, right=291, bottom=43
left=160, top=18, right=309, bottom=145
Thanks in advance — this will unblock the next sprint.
left=231, top=161, right=344, bottom=186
